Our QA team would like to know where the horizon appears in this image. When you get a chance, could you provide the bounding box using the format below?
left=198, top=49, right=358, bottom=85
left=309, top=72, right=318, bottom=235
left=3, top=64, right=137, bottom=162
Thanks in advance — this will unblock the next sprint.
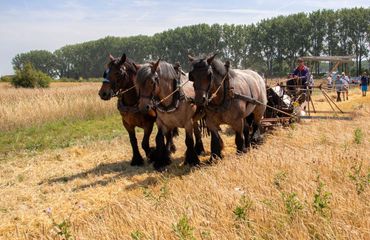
left=0, top=0, right=369, bottom=76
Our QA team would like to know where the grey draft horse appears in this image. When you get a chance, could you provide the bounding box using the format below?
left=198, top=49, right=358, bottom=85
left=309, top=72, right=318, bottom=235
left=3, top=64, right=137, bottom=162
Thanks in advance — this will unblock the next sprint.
left=135, top=60, right=205, bottom=170
left=188, top=54, right=267, bottom=161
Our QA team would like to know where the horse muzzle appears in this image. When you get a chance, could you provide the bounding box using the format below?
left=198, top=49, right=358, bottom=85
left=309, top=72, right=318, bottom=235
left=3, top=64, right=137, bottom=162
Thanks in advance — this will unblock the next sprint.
left=194, top=92, right=208, bottom=107
left=99, top=90, right=112, bottom=101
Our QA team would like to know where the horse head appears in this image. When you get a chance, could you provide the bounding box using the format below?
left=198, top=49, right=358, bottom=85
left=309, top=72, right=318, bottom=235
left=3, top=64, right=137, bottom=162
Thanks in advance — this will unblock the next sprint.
left=188, top=54, right=217, bottom=106
left=99, top=53, right=136, bottom=100
left=135, top=59, right=161, bottom=113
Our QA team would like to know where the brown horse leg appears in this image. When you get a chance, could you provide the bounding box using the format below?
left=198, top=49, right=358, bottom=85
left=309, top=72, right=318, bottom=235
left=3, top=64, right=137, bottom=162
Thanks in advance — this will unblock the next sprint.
left=184, top=123, right=200, bottom=166
left=151, top=128, right=171, bottom=171
left=124, top=124, right=144, bottom=166
left=233, top=119, right=247, bottom=153
left=252, top=110, right=264, bottom=145
left=209, top=130, right=222, bottom=162
left=142, top=122, right=154, bottom=159
left=243, top=118, right=251, bottom=148
left=165, top=131, right=176, bottom=154
left=193, top=121, right=205, bottom=155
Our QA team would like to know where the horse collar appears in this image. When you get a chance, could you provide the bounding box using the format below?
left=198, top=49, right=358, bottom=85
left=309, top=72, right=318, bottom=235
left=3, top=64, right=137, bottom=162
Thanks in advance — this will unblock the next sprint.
left=155, top=78, right=185, bottom=113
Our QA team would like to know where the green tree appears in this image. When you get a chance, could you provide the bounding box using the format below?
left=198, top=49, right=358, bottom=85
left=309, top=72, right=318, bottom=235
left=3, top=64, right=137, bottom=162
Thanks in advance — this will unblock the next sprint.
left=12, top=50, right=58, bottom=77
left=11, top=63, right=51, bottom=88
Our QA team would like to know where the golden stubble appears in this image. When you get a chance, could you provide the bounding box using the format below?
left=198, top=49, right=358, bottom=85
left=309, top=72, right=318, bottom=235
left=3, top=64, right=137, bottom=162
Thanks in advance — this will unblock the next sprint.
left=0, top=83, right=369, bottom=239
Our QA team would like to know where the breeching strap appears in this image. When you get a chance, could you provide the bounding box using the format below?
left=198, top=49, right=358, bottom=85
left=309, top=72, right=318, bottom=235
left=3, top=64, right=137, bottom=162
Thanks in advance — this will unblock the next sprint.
left=234, top=93, right=296, bottom=118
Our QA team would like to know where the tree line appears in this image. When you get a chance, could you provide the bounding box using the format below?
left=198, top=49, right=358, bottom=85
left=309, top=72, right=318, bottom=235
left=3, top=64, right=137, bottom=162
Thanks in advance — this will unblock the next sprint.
left=11, top=7, right=370, bottom=79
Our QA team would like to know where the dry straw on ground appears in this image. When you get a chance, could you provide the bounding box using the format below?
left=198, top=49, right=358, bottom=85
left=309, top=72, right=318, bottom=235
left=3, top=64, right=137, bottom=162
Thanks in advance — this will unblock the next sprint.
left=0, top=82, right=116, bottom=131
left=0, top=85, right=369, bottom=239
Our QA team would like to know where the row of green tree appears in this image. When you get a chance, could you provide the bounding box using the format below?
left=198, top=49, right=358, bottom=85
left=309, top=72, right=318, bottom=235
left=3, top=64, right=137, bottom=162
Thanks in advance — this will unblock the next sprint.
left=12, top=7, right=370, bottom=79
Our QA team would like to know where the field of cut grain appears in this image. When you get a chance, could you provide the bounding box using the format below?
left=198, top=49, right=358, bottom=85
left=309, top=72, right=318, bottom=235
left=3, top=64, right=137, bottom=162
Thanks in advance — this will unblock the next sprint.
left=0, top=82, right=369, bottom=240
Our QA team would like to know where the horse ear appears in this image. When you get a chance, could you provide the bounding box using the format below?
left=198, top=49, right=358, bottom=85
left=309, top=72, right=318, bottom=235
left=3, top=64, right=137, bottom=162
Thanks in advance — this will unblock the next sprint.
left=109, top=54, right=114, bottom=61
left=151, top=59, right=160, bottom=73
left=133, top=63, right=141, bottom=71
left=207, top=53, right=217, bottom=65
left=119, top=53, right=126, bottom=64
left=188, top=55, right=195, bottom=62
left=224, top=60, right=230, bottom=69
left=173, top=62, right=181, bottom=71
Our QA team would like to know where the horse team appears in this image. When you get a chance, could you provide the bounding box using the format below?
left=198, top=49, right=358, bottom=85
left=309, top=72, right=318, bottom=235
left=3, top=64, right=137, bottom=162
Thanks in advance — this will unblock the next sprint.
left=99, top=53, right=267, bottom=171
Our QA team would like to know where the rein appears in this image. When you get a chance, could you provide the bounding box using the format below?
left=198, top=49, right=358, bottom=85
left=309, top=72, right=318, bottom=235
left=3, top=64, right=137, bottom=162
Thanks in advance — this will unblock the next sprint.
left=115, top=85, right=136, bottom=98
left=155, top=79, right=190, bottom=106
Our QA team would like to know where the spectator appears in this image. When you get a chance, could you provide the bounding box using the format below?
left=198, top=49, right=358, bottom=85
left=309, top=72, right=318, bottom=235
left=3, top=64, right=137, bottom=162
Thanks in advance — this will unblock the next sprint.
left=360, top=72, right=369, bottom=97
left=341, top=72, right=349, bottom=101
left=327, top=73, right=333, bottom=88
left=335, top=75, right=343, bottom=102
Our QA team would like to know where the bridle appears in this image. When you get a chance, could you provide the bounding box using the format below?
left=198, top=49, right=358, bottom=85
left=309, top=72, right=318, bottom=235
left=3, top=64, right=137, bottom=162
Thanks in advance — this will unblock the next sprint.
left=138, top=71, right=159, bottom=100
left=189, top=61, right=213, bottom=96
left=102, top=63, right=133, bottom=98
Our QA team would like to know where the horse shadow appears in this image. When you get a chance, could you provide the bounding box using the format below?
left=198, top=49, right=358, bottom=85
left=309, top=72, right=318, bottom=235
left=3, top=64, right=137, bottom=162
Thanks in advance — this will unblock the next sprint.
left=41, top=156, right=195, bottom=192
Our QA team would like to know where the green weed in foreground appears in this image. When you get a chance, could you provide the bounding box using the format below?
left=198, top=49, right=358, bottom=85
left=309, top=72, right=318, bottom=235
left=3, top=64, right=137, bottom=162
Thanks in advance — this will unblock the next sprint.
left=0, top=114, right=124, bottom=157
left=349, top=162, right=370, bottom=195
left=313, top=176, right=332, bottom=217
left=353, top=128, right=363, bottom=144
left=172, top=215, right=195, bottom=240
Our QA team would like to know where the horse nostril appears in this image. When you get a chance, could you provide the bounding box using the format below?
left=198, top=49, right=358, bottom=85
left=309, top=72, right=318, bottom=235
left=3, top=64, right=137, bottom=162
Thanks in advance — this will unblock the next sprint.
left=202, top=96, right=207, bottom=103
left=146, top=105, right=151, bottom=110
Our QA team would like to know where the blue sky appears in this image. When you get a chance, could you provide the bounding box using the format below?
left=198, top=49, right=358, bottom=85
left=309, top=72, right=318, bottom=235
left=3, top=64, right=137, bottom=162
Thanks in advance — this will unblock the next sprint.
left=0, top=0, right=369, bottom=75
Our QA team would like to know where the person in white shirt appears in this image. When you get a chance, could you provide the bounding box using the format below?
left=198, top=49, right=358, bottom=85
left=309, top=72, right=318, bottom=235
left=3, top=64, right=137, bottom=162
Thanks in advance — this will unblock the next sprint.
left=327, top=73, right=332, bottom=88
left=341, top=72, right=349, bottom=100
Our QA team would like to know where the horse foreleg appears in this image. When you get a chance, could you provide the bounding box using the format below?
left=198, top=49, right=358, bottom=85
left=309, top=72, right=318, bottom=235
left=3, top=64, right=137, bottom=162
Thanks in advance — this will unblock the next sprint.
left=243, top=118, right=251, bottom=149
left=142, top=122, right=154, bottom=159
left=193, top=121, right=205, bottom=155
left=152, top=127, right=171, bottom=170
left=124, top=123, right=144, bottom=166
left=165, top=130, right=177, bottom=154
left=209, top=129, right=223, bottom=162
left=184, top=123, right=200, bottom=166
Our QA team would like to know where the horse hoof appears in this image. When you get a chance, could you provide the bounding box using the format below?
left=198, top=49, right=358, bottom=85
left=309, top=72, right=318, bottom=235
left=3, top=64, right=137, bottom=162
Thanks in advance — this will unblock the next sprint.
left=153, top=159, right=171, bottom=171
left=170, top=144, right=177, bottom=153
left=185, top=158, right=200, bottom=166
left=236, top=148, right=248, bottom=155
left=130, top=158, right=144, bottom=166
left=195, top=143, right=205, bottom=156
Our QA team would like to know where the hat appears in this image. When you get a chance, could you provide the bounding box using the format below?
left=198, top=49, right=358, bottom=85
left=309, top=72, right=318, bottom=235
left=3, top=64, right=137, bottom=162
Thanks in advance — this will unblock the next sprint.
left=341, top=72, right=345, bottom=75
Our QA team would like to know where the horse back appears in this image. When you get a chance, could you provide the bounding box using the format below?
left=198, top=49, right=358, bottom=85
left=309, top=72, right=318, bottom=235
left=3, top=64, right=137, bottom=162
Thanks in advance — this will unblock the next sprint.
left=231, top=69, right=267, bottom=104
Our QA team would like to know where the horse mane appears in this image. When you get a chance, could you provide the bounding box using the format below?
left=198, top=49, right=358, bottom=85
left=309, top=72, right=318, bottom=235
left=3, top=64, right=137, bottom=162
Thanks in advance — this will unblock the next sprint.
left=136, top=63, right=151, bottom=86
left=107, top=57, right=137, bottom=74
left=192, top=57, right=231, bottom=79
left=123, top=57, right=137, bottom=74
left=158, top=61, right=178, bottom=82
left=210, top=58, right=228, bottom=77
left=136, top=61, right=178, bottom=86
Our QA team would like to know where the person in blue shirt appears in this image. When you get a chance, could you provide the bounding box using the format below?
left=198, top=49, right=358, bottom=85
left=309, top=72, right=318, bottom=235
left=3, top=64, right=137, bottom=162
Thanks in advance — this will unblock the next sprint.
left=360, top=72, right=369, bottom=97
left=292, top=58, right=310, bottom=87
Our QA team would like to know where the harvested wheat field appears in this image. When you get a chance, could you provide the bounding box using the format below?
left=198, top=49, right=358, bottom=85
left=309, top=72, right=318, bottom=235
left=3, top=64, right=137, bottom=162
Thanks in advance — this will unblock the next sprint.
left=0, top=83, right=369, bottom=240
